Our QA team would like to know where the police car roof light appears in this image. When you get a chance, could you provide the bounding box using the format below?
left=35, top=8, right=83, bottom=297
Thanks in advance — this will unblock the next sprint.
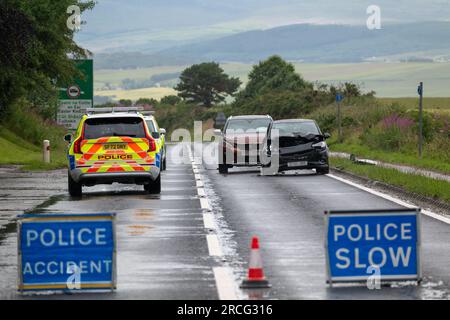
left=86, top=106, right=144, bottom=114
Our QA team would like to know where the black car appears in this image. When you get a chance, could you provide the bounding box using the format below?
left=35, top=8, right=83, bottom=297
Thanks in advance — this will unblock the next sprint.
left=261, top=119, right=330, bottom=174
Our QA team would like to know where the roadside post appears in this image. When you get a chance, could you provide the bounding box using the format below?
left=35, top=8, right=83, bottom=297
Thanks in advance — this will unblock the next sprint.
left=417, top=82, right=424, bottom=158
left=335, top=93, right=344, bottom=142
left=43, top=140, right=50, bottom=163
left=17, top=213, right=116, bottom=294
left=324, top=208, right=421, bottom=287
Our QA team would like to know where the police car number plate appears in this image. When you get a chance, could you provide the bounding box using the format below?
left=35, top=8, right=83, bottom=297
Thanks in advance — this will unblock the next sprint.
left=103, top=144, right=127, bottom=150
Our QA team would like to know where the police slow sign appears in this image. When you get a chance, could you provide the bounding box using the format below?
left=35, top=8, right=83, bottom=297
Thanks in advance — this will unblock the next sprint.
left=18, top=213, right=116, bottom=293
left=324, top=209, right=421, bottom=285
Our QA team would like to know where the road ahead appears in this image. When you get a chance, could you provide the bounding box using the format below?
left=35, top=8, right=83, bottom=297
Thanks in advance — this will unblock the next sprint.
left=0, top=143, right=450, bottom=299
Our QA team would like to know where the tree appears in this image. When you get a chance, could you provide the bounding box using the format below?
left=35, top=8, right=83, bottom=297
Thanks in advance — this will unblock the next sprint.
left=136, top=97, right=158, bottom=106
left=119, top=99, right=132, bottom=107
left=160, top=95, right=181, bottom=105
left=0, top=0, right=95, bottom=116
left=175, top=62, right=241, bottom=107
left=235, top=55, right=311, bottom=104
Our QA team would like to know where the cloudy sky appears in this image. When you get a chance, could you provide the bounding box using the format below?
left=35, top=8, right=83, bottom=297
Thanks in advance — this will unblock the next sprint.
left=76, top=0, right=450, bottom=52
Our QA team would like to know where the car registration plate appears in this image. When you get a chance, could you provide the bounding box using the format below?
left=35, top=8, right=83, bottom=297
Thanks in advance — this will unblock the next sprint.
left=288, top=161, right=307, bottom=167
left=103, top=144, right=127, bottom=150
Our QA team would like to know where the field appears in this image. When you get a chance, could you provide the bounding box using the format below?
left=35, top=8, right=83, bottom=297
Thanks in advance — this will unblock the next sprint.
left=378, top=97, right=450, bottom=115
left=95, top=87, right=177, bottom=101
left=94, top=62, right=450, bottom=101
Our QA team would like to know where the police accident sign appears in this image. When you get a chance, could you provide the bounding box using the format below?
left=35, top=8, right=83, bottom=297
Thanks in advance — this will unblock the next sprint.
left=324, top=208, right=421, bottom=284
left=17, top=213, right=116, bottom=293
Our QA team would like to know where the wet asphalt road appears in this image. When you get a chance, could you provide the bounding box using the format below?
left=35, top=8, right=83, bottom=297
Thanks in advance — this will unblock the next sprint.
left=199, top=143, right=450, bottom=300
left=1, top=143, right=450, bottom=299
left=0, top=144, right=219, bottom=300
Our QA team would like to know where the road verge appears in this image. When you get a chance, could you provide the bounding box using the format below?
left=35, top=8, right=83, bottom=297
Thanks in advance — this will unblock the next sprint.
left=329, top=162, right=450, bottom=217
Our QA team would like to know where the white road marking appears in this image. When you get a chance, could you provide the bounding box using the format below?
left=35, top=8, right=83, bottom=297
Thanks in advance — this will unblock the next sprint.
left=197, top=187, right=206, bottom=197
left=213, top=267, right=239, bottom=300
left=200, top=197, right=211, bottom=211
left=327, top=173, right=450, bottom=225
left=186, top=143, right=240, bottom=300
left=206, top=234, right=223, bottom=256
left=196, top=180, right=204, bottom=188
left=203, top=213, right=216, bottom=230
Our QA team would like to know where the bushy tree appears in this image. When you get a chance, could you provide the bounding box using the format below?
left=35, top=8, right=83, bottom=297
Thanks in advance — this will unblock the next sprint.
left=136, top=97, right=158, bottom=106
left=235, top=55, right=311, bottom=104
left=160, top=95, right=182, bottom=105
left=175, top=62, right=241, bottom=107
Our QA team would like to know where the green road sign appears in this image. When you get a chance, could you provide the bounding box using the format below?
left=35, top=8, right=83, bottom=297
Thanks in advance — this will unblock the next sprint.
left=57, top=59, right=93, bottom=130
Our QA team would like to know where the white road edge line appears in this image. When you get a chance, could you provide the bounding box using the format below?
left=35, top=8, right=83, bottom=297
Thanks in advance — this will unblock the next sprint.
left=206, top=234, right=223, bottom=256
left=200, top=197, right=211, bottom=211
left=203, top=213, right=216, bottom=230
left=327, top=173, right=450, bottom=225
left=213, top=267, right=239, bottom=300
left=186, top=144, right=240, bottom=300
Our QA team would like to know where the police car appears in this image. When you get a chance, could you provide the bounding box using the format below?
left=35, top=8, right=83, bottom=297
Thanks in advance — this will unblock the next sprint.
left=64, top=107, right=162, bottom=196
left=142, top=111, right=167, bottom=171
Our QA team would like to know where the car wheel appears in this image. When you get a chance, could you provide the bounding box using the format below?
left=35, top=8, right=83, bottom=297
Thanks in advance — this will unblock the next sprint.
left=316, top=167, right=330, bottom=175
left=145, top=174, right=161, bottom=194
left=218, top=163, right=228, bottom=174
left=68, top=172, right=82, bottom=197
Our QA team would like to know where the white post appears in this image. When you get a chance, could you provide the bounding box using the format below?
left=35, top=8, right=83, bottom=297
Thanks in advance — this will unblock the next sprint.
left=43, top=140, right=50, bottom=163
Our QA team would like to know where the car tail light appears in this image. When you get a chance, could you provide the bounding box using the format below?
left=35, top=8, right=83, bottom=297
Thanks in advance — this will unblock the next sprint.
left=73, top=125, right=84, bottom=154
left=144, top=123, right=156, bottom=152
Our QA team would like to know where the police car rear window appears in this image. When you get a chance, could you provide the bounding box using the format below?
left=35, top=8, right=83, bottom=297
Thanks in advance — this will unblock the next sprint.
left=84, top=117, right=146, bottom=139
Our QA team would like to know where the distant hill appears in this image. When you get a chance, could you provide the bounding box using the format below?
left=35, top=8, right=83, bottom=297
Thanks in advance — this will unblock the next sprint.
left=95, top=22, right=450, bottom=69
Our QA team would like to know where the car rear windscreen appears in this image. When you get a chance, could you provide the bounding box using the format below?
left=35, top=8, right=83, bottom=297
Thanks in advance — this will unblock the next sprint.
left=225, top=119, right=271, bottom=133
left=273, top=121, right=320, bottom=136
left=84, top=117, right=146, bottom=139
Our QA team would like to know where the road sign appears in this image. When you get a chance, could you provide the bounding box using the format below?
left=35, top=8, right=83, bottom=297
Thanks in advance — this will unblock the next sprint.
left=324, top=208, right=421, bottom=285
left=335, top=93, right=344, bottom=102
left=57, top=59, right=93, bottom=130
left=18, top=213, right=116, bottom=293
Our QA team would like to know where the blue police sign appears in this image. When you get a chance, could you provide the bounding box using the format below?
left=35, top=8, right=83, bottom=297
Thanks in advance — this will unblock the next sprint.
left=18, top=213, right=116, bottom=293
left=324, top=208, right=421, bottom=285
left=335, top=93, right=344, bottom=102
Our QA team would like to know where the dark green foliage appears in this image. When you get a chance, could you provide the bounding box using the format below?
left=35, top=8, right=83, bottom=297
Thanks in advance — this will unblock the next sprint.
left=119, top=99, right=133, bottom=107
left=0, top=0, right=95, bottom=116
left=235, top=56, right=311, bottom=103
left=175, top=62, right=241, bottom=107
left=136, top=97, right=158, bottom=106
left=160, top=95, right=181, bottom=105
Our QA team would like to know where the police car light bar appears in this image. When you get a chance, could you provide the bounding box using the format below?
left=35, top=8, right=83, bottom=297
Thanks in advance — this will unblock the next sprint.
left=140, top=110, right=155, bottom=115
left=86, top=106, right=144, bottom=114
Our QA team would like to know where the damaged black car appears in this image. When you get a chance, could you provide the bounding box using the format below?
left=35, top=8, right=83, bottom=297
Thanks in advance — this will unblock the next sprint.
left=261, top=119, right=330, bottom=174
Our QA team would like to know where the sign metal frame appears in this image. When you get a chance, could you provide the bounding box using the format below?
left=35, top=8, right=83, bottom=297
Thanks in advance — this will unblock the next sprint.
left=324, top=208, right=422, bottom=287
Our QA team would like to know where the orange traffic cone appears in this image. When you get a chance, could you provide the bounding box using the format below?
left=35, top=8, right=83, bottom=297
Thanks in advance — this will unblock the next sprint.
left=240, top=236, right=271, bottom=289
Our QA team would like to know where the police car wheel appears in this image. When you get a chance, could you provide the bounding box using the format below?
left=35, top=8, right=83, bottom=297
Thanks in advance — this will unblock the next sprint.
left=144, top=174, right=161, bottom=194
left=68, top=172, right=82, bottom=197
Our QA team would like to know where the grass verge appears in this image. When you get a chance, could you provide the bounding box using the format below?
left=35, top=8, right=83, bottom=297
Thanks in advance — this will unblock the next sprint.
left=0, top=100, right=68, bottom=171
left=330, top=157, right=450, bottom=203
left=330, top=143, right=450, bottom=174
